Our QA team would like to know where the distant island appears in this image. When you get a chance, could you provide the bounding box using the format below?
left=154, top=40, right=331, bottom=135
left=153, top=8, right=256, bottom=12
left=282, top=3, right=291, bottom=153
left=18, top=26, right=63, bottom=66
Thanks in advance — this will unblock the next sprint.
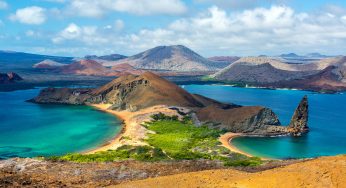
left=1, top=45, right=345, bottom=93
left=210, top=56, right=346, bottom=93
left=0, top=72, right=22, bottom=84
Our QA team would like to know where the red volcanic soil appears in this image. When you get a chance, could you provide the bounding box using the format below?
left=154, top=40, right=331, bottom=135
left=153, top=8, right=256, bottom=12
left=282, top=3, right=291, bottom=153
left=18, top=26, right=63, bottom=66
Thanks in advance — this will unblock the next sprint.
left=60, top=59, right=111, bottom=76
left=111, top=63, right=145, bottom=76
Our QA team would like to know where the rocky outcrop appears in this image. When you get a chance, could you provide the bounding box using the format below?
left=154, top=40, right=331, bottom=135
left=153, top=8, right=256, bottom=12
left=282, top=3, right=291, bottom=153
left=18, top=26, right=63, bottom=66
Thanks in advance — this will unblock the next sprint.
left=196, top=96, right=309, bottom=136
left=287, top=95, right=309, bottom=136
left=196, top=106, right=282, bottom=135
left=31, top=72, right=309, bottom=136
left=30, top=88, right=92, bottom=105
left=0, top=72, right=23, bottom=84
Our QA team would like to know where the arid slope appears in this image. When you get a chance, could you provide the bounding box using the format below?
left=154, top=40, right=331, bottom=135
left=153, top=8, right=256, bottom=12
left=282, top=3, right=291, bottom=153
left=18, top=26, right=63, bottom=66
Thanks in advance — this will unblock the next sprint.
left=116, top=155, right=346, bottom=188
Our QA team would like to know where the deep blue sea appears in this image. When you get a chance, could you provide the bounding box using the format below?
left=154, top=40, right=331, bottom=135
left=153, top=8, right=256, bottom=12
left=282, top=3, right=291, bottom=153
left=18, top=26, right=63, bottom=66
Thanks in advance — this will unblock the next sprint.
left=0, top=89, right=121, bottom=159
left=184, top=85, right=346, bottom=159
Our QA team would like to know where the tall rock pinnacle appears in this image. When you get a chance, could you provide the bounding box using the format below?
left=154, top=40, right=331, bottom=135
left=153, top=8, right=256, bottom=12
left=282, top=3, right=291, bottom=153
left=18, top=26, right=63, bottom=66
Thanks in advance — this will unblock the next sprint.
left=288, top=95, right=309, bottom=136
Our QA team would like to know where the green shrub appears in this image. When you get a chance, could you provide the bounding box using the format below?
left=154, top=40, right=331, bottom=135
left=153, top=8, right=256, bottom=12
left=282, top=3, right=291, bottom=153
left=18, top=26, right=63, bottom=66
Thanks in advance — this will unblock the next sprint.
left=49, top=114, right=262, bottom=167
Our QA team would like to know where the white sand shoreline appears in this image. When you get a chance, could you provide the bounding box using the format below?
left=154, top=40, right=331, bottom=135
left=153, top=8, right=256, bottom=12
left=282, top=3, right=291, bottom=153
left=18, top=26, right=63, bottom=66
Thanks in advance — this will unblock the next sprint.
left=84, top=104, right=272, bottom=161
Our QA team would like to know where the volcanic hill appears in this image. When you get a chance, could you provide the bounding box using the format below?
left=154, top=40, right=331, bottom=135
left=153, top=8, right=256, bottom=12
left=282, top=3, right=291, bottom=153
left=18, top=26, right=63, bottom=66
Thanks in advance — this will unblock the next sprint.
left=212, top=56, right=346, bottom=92
left=106, top=45, right=224, bottom=72
left=31, top=72, right=308, bottom=136
left=0, top=72, right=23, bottom=84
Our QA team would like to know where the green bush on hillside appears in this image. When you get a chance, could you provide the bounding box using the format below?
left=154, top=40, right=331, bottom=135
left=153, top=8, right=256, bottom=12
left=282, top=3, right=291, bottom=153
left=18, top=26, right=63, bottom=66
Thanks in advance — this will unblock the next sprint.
left=50, top=114, right=262, bottom=167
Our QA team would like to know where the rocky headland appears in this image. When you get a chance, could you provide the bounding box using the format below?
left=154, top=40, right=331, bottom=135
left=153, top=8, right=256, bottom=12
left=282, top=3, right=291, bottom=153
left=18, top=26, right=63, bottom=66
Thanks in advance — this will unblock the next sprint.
left=31, top=72, right=308, bottom=137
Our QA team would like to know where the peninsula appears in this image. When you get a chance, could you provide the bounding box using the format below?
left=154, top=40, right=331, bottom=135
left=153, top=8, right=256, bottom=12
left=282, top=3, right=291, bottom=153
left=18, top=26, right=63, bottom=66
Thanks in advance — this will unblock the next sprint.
left=31, top=72, right=309, bottom=154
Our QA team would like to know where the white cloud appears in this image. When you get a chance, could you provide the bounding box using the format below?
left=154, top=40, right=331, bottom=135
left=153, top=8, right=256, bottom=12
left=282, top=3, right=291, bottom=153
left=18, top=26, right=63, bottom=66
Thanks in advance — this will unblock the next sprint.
left=0, top=1, right=8, bottom=9
left=50, top=5, right=346, bottom=56
left=53, top=23, right=108, bottom=44
left=65, top=0, right=187, bottom=17
left=121, top=5, right=346, bottom=56
left=53, top=23, right=81, bottom=43
left=104, top=19, right=125, bottom=31
left=9, top=6, right=46, bottom=25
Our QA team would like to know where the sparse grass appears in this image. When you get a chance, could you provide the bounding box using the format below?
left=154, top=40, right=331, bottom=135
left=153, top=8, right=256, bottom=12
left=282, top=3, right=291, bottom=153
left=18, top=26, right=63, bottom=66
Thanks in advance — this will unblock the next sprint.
left=50, top=113, right=262, bottom=167
left=47, top=145, right=169, bottom=163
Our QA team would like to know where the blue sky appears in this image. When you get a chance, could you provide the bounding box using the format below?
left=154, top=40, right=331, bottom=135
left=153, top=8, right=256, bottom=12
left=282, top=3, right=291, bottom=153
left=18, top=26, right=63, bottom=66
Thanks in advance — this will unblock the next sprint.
left=1, top=0, right=346, bottom=57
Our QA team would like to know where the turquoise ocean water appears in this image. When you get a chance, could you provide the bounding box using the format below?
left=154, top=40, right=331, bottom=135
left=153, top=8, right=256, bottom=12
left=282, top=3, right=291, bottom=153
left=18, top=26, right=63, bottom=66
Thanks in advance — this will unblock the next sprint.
left=0, top=89, right=121, bottom=159
left=184, top=85, right=346, bottom=159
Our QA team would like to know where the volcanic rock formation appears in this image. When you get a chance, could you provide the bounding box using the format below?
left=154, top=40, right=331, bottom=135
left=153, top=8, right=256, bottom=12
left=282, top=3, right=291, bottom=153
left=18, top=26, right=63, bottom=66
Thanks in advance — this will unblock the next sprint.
left=0, top=72, right=23, bottom=84
left=31, top=72, right=308, bottom=136
left=287, top=96, right=309, bottom=136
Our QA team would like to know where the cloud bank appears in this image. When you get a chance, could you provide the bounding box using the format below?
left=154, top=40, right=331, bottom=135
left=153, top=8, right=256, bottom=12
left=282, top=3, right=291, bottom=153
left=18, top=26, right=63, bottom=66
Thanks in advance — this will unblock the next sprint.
left=47, top=5, right=346, bottom=56
left=64, top=0, right=187, bottom=17
left=9, top=6, right=46, bottom=25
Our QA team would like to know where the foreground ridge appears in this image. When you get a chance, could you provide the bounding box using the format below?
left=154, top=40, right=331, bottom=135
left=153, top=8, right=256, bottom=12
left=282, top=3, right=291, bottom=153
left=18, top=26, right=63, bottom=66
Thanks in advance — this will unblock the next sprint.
left=114, top=155, right=346, bottom=188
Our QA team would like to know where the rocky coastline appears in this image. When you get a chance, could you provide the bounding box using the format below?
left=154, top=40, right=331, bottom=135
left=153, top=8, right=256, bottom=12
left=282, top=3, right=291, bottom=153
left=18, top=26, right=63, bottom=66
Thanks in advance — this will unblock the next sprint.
left=30, top=72, right=309, bottom=139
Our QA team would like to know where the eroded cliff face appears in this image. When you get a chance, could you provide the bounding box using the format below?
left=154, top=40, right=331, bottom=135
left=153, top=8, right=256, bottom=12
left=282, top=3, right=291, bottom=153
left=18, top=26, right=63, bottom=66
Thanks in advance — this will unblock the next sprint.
left=196, top=106, right=280, bottom=134
left=31, top=88, right=92, bottom=105
left=30, top=72, right=309, bottom=136
left=287, top=95, right=309, bottom=136
left=196, top=96, right=309, bottom=136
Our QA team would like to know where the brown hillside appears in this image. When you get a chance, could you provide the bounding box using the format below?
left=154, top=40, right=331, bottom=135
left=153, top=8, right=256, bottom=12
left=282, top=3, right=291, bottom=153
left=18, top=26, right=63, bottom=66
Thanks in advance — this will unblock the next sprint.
left=91, top=72, right=205, bottom=110
left=116, top=155, right=346, bottom=188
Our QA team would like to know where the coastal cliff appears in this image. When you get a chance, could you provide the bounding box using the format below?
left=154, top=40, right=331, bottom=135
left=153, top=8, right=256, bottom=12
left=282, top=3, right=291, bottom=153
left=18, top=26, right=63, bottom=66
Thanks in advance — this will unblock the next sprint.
left=287, top=96, right=309, bottom=136
left=31, top=72, right=308, bottom=136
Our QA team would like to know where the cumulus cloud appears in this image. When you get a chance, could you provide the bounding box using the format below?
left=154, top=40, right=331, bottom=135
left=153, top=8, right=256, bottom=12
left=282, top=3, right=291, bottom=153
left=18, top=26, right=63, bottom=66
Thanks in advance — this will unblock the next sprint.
left=64, top=0, right=187, bottom=17
left=9, top=6, right=46, bottom=25
left=52, top=23, right=109, bottom=44
left=0, top=1, right=7, bottom=9
left=51, top=5, right=346, bottom=56
left=123, top=5, right=346, bottom=55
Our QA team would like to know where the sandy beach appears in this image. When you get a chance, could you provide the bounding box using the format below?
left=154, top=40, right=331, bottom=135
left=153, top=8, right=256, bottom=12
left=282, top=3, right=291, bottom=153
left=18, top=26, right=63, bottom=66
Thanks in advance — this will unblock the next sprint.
left=85, top=104, right=183, bottom=154
left=219, top=132, right=254, bottom=157
left=85, top=104, right=263, bottom=160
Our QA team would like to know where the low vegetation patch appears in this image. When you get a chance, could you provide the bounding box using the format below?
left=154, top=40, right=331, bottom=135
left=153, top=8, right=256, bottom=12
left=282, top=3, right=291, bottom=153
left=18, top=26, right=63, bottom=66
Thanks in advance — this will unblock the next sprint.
left=49, top=113, right=262, bottom=167
left=47, top=145, right=169, bottom=162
